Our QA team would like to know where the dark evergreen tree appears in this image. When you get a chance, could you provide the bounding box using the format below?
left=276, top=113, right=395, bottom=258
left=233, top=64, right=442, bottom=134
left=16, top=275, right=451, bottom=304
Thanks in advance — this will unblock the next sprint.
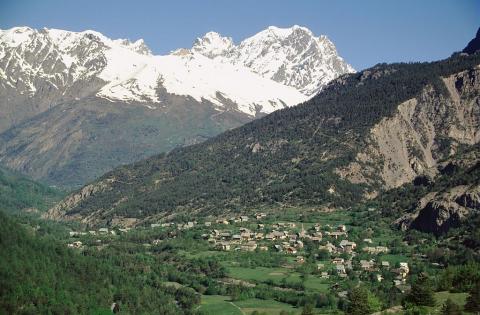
left=441, top=298, right=462, bottom=315
left=465, top=282, right=480, bottom=313
left=404, top=273, right=435, bottom=307
left=346, top=286, right=381, bottom=315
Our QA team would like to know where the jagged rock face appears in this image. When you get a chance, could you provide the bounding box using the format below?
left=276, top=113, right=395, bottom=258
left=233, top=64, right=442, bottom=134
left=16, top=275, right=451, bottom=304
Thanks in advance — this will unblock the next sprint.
left=192, top=25, right=354, bottom=96
left=43, top=180, right=111, bottom=221
left=0, top=27, right=108, bottom=132
left=396, top=185, right=480, bottom=235
left=337, top=67, right=480, bottom=190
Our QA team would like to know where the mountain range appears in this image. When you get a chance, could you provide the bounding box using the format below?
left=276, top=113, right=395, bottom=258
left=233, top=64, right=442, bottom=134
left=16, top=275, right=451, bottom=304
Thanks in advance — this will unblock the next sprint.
left=0, top=26, right=353, bottom=188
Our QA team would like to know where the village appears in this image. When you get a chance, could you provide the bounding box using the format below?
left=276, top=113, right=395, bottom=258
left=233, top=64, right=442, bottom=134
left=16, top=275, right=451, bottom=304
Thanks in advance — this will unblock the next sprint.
left=201, top=213, right=411, bottom=292
left=66, top=211, right=412, bottom=293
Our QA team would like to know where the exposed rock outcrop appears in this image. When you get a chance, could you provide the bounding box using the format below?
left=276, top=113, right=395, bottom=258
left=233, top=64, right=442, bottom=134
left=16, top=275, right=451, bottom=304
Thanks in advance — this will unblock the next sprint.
left=42, top=179, right=112, bottom=221
left=395, top=184, right=480, bottom=235
left=337, top=67, right=480, bottom=190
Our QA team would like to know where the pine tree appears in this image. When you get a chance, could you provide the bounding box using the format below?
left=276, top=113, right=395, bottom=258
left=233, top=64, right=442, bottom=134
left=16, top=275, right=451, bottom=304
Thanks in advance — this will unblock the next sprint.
left=441, top=298, right=462, bottom=315
left=346, top=286, right=381, bottom=315
left=404, top=273, right=436, bottom=307
left=465, top=282, right=480, bottom=313
left=301, top=303, right=314, bottom=315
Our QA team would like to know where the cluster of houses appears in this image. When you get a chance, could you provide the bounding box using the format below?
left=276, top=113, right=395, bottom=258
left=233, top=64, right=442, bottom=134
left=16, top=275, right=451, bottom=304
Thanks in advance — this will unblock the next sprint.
left=65, top=212, right=413, bottom=291
left=327, top=255, right=410, bottom=289
left=203, top=216, right=410, bottom=290
left=68, top=227, right=131, bottom=238
left=205, top=219, right=353, bottom=255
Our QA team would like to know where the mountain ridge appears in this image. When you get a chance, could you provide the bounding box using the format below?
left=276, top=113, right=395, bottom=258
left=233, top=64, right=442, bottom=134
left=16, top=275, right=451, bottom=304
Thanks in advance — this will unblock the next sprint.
left=0, top=25, right=351, bottom=188
left=192, top=25, right=354, bottom=96
left=44, top=52, right=480, bottom=227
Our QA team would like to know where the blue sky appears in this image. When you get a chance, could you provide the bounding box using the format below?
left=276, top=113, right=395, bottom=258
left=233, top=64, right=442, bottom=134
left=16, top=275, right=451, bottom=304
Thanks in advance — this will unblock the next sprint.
left=0, top=0, right=478, bottom=70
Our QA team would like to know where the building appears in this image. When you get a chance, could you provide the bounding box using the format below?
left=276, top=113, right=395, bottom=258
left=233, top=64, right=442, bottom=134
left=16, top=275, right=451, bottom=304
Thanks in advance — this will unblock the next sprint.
left=296, top=256, right=305, bottom=263
left=319, top=242, right=337, bottom=253
left=255, top=213, right=267, bottom=220
left=363, top=246, right=389, bottom=255
left=217, top=242, right=231, bottom=251
left=339, top=240, right=357, bottom=253
left=332, top=257, right=345, bottom=265
left=67, top=241, right=83, bottom=248
left=255, top=233, right=264, bottom=239
left=360, top=260, right=376, bottom=271
left=241, top=241, right=257, bottom=252
left=336, top=264, right=346, bottom=275
left=241, top=232, right=251, bottom=241
left=398, top=262, right=409, bottom=278
left=286, top=247, right=297, bottom=255
left=220, top=232, right=231, bottom=240
left=328, top=231, right=347, bottom=239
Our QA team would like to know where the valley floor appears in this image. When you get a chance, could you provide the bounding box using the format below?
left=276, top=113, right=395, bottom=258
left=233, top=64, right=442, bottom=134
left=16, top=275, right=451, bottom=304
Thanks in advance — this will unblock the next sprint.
left=16, top=205, right=474, bottom=314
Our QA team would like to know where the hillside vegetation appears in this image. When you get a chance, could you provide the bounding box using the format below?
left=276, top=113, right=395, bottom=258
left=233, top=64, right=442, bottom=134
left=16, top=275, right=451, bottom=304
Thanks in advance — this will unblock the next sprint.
left=0, top=166, right=63, bottom=214
left=0, top=211, right=205, bottom=314
left=47, top=52, right=480, bottom=226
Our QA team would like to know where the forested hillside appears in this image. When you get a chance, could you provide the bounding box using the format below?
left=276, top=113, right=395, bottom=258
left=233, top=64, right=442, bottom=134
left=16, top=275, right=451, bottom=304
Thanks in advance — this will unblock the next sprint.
left=0, top=166, right=63, bottom=214
left=45, top=52, right=480, bottom=226
left=0, top=211, right=204, bottom=314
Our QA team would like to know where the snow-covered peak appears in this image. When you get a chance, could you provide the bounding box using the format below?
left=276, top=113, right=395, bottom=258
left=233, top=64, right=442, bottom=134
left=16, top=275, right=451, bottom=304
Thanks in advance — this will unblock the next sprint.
left=0, top=26, right=36, bottom=47
left=191, top=25, right=355, bottom=96
left=254, top=25, right=313, bottom=40
left=192, top=31, right=234, bottom=58
left=1, top=26, right=308, bottom=116
left=42, top=28, right=152, bottom=55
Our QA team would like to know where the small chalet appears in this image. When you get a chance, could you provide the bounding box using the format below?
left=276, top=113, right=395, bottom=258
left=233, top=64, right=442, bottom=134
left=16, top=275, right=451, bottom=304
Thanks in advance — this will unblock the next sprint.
left=217, top=242, right=231, bottom=251
left=332, top=257, right=345, bottom=265
left=296, top=256, right=305, bottom=263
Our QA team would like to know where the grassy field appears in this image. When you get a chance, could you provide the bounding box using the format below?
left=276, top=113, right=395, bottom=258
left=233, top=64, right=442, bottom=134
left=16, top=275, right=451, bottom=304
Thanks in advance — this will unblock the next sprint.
left=234, top=298, right=300, bottom=314
left=227, top=266, right=332, bottom=293
left=227, top=266, right=291, bottom=284
left=198, top=295, right=243, bottom=315
left=198, top=295, right=301, bottom=315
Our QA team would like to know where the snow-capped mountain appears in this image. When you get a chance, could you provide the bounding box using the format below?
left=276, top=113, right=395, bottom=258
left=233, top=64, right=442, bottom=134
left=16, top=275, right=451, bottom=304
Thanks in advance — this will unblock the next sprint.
left=192, top=25, right=354, bottom=96
left=0, top=26, right=306, bottom=122
left=0, top=25, right=353, bottom=188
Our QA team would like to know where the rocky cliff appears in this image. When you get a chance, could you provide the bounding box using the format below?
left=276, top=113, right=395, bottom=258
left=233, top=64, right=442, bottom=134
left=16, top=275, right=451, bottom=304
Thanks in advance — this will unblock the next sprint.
left=394, top=151, right=480, bottom=235
left=337, top=66, right=480, bottom=192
